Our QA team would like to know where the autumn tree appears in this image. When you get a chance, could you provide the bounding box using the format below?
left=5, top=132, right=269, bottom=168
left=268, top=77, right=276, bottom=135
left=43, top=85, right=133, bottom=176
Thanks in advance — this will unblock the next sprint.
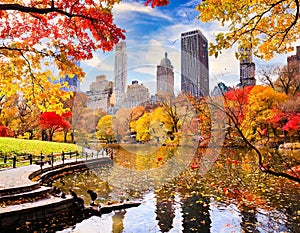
left=196, top=0, right=300, bottom=60
left=135, top=112, right=152, bottom=142
left=209, top=87, right=300, bottom=183
left=259, top=65, right=300, bottom=96
left=96, top=115, right=116, bottom=143
left=0, top=125, right=13, bottom=137
left=0, top=94, right=19, bottom=132
left=129, top=106, right=146, bottom=138
left=39, top=111, right=71, bottom=141
left=113, top=108, right=132, bottom=142
left=241, top=86, right=287, bottom=141
left=0, top=0, right=125, bottom=113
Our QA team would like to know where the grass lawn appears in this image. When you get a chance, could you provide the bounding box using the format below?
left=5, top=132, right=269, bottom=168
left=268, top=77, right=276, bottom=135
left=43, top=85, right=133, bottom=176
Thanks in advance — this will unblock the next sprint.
left=0, top=137, right=81, bottom=157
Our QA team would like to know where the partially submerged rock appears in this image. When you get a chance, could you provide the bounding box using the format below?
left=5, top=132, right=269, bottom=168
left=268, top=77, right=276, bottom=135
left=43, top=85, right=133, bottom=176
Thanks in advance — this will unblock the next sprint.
left=279, top=142, right=300, bottom=150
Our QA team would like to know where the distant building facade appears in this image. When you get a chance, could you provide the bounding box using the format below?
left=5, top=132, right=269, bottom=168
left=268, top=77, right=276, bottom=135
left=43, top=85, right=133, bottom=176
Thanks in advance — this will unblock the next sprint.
left=157, top=52, right=174, bottom=98
left=239, top=48, right=256, bottom=86
left=181, top=29, right=209, bottom=97
left=86, top=75, right=113, bottom=112
left=211, top=82, right=229, bottom=96
left=287, top=45, right=300, bottom=81
left=123, top=81, right=150, bottom=108
left=114, top=41, right=127, bottom=110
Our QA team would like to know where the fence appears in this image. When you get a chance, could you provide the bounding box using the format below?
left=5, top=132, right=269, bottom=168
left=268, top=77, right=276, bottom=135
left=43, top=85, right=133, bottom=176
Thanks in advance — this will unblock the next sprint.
left=0, top=148, right=114, bottom=170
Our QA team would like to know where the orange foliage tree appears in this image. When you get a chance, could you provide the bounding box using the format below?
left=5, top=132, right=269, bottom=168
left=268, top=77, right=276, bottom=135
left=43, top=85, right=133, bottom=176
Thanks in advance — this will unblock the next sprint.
left=0, top=0, right=125, bottom=113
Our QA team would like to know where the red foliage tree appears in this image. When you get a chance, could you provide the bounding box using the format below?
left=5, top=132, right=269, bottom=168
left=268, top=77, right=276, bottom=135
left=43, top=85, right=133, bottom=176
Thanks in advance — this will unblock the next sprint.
left=145, top=0, right=169, bottom=7
left=282, top=113, right=300, bottom=131
left=223, top=86, right=254, bottom=125
left=39, top=112, right=71, bottom=141
left=0, top=125, right=14, bottom=137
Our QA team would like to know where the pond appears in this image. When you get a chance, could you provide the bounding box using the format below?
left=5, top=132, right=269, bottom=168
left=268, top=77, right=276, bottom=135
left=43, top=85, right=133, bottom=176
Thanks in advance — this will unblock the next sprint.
left=51, top=146, right=300, bottom=232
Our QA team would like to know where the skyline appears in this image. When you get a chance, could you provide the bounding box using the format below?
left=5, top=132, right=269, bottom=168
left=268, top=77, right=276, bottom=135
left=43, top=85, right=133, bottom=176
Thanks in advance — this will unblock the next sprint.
left=80, top=0, right=296, bottom=95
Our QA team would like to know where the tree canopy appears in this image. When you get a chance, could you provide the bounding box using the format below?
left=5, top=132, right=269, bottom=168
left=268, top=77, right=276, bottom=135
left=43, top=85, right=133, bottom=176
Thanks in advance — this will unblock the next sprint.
left=0, top=0, right=125, bottom=112
left=196, top=0, right=300, bottom=60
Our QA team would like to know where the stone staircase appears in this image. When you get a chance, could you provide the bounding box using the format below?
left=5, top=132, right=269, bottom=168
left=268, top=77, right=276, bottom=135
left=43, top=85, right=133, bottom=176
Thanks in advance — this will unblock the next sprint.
left=0, top=157, right=113, bottom=232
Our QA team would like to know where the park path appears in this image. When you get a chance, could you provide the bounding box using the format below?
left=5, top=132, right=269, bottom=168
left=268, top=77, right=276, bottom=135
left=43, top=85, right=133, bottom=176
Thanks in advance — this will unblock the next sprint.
left=0, top=164, right=40, bottom=190
left=0, top=147, right=110, bottom=191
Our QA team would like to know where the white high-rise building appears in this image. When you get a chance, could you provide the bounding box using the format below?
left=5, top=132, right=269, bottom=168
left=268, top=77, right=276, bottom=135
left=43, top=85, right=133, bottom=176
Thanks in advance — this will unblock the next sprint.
left=114, top=41, right=127, bottom=110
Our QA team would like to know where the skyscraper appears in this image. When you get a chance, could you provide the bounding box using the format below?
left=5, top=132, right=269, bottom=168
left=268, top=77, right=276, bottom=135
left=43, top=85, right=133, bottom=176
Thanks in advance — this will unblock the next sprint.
left=114, top=41, right=127, bottom=110
left=239, top=48, right=256, bottom=86
left=60, top=60, right=80, bottom=92
left=157, top=52, right=174, bottom=98
left=181, top=30, right=209, bottom=97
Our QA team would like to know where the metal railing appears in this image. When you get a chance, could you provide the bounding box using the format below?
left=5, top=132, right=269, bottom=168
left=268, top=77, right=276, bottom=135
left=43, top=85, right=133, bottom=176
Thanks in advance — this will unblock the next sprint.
left=0, top=148, right=113, bottom=170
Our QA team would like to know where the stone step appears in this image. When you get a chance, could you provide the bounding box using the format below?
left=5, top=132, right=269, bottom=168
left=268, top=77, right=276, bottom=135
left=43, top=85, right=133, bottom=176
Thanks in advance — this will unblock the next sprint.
left=0, top=182, right=40, bottom=196
left=0, top=186, right=51, bottom=203
left=0, top=196, right=76, bottom=232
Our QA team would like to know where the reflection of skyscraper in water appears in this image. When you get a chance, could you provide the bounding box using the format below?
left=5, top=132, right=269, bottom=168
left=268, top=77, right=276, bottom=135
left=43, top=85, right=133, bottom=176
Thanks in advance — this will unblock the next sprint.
left=114, top=41, right=127, bottom=110
left=181, top=194, right=211, bottom=232
left=240, top=207, right=259, bottom=233
left=239, top=48, right=256, bottom=86
left=181, top=30, right=209, bottom=97
left=60, top=60, right=81, bottom=92
left=155, top=188, right=175, bottom=232
left=157, top=52, right=174, bottom=98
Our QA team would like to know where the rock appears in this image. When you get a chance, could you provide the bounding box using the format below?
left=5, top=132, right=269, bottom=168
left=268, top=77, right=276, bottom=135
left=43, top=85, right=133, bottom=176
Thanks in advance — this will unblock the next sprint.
left=279, top=142, right=300, bottom=150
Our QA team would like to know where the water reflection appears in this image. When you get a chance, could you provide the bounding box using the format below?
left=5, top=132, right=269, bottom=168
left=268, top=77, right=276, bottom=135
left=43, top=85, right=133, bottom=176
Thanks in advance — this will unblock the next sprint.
left=112, top=210, right=126, bottom=233
left=155, top=189, right=175, bottom=232
left=181, top=195, right=211, bottom=233
left=54, top=146, right=299, bottom=233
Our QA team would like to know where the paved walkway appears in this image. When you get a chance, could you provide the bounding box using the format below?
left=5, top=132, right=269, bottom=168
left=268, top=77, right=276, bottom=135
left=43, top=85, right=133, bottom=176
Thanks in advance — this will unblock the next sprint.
left=0, top=154, right=110, bottom=191
left=0, top=165, right=40, bottom=190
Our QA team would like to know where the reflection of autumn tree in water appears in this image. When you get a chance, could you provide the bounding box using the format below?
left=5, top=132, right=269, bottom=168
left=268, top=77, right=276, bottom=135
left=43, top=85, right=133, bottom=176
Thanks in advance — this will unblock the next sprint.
left=155, top=188, right=175, bottom=232
left=112, top=210, right=126, bottom=233
left=181, top=195, right=211, bottom=233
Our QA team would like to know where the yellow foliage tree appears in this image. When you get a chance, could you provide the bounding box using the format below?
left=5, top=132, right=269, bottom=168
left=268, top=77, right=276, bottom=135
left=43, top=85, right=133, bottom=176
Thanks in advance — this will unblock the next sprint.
left=196, top=0, right=300, bottom=60
left=135, top=112, right=152, bottom=142
left=96, top=115, right=116, bottom=142
left=242, top=86, right=287, bottom=140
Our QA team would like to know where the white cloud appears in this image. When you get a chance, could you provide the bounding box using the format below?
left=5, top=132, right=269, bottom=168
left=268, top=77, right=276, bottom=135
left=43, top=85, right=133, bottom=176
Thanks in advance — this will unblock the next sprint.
left=113, top=2, right=172, bottom=21
left=83, top=53, right=114, bottom=72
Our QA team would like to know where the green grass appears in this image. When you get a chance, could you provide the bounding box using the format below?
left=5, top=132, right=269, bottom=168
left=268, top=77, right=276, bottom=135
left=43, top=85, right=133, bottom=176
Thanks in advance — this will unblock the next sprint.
left=0, top=137, right=81, bottom=157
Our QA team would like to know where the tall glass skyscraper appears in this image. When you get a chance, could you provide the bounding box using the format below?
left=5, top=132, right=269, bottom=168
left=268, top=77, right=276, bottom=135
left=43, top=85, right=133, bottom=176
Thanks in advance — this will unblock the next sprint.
left=181, top=30, right=209, bottom=97
left=114, top=41, right=127, bottom=110
left=60, top=60, right=80, bottom=92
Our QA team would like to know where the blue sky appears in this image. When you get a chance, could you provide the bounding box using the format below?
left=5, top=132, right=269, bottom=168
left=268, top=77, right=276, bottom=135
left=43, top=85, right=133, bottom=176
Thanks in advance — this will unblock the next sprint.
left=80, top=0, right=291, bottom=95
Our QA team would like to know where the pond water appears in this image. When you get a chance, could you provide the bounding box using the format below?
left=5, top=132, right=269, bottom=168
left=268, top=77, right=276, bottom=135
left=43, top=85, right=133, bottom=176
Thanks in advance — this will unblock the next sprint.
left=52, top=145, right=299, bottom=233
